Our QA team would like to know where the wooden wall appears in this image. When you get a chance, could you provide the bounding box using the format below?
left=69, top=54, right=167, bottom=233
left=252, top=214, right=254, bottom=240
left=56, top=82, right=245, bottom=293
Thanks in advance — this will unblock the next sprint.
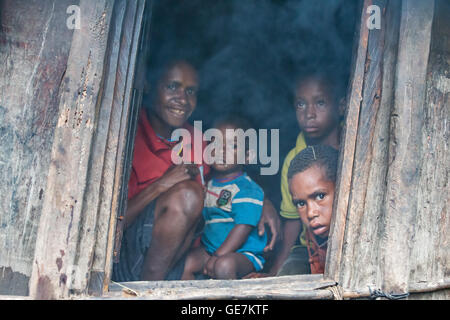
left=326, top=0, right=449, bottom=299
left=0, top=0, right=76, bottom=296
left=28, top=0, right=146, bottom=299
left=0, top=0, right=446, bottom=300
left=0, top=0, right=146, bottom=298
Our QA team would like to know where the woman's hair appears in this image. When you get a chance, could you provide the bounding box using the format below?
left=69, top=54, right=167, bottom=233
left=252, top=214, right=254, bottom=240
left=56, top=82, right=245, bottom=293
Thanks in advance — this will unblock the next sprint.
left=144, top=54, right=199, bottom=108
left=287, top=145, right=339, bottom=182
left=147, top=58, right=198, bottom=90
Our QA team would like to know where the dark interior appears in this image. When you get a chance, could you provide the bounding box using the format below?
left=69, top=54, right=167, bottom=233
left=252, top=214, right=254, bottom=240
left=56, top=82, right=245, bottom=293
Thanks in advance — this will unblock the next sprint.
left=144, top=0, right=358, bottom=211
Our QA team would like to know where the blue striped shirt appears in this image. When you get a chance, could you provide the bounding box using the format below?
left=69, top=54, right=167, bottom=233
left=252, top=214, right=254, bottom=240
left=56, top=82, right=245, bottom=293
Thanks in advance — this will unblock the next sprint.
left=201, top=173, right=267, bottom=259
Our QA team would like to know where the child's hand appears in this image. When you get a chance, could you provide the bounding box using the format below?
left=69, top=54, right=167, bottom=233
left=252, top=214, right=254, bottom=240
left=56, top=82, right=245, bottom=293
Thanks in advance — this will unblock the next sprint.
left=203, top=256, right=218, bottom=278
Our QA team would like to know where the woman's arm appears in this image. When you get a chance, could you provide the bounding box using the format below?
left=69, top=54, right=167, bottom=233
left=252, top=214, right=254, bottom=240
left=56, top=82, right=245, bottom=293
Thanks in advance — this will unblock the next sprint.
left=124, top=180, right=164, bottom=229
left=124, top=164, right=197, bottom=229
left=267, top=218, right=301, bottom=275
left=257, top=198, right=282, bottom=252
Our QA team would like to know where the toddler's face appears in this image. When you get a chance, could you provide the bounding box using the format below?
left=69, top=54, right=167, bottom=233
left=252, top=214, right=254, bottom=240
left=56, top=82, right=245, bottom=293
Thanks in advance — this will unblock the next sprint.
left=210, top=124, right=243, bottom=173
left=294, top=77, right=340, bottom=141
left=289, top=165, right=335, bottom=239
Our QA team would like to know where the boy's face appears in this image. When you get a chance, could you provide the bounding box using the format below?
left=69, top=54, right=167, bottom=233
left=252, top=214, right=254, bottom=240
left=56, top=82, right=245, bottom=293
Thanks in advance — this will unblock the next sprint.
left=289, top=165, right=335, bottom=239
left=153, top=61, right=199, bottom=128
left=211, top=124, right=245, bottom=173
left=294, top=77, right=341, bottom=141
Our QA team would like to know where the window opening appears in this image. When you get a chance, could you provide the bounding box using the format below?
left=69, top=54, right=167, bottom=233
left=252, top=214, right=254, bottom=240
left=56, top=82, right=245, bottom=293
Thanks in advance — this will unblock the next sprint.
left=113, top=0, right=358, bottom=291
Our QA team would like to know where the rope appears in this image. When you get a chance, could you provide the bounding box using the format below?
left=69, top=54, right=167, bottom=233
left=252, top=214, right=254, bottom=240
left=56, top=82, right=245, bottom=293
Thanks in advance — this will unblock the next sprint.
left=328, top=285, right=344, bottom=300
left=368, top=287, right=409, bottom=300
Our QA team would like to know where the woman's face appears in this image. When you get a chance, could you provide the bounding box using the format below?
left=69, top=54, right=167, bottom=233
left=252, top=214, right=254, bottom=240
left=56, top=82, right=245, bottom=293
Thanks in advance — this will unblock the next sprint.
left=153, top=61, right=199, bottom=129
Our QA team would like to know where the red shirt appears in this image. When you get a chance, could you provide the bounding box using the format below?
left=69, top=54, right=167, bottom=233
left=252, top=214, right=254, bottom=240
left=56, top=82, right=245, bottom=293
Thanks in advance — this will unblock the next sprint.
left=306, top=229, right=328, bottom=274
left=128, top=109, right=210, bottom=200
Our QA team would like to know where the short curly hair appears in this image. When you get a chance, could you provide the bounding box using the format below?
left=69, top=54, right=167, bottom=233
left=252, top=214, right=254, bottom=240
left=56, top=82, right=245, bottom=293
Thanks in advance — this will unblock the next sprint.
left=292, top=68, right=346, bottom=107
left=287, top=145, right=339, bottom=182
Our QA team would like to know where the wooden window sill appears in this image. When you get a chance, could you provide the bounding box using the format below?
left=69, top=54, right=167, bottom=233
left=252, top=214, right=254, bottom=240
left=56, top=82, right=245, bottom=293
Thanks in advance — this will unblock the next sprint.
left=102, top=274, right=337, bottom=300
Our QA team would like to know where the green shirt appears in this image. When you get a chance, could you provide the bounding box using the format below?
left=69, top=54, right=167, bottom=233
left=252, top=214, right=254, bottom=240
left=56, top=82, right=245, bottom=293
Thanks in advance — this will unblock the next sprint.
left=280, top=132, right=307, bottom=247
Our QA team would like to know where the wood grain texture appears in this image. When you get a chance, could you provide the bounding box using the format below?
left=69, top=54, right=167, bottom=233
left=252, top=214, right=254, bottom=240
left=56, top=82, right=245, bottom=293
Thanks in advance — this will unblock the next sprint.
left=338, top=0, right=401, bottom=290
left=408, top=0, right=449, bottom=289
left=325, top=0, right=370, bottom=281
left=29, top=0, right=115, bottom=299
left=328, top=0, right=447, bottom=298
left=381, top=0, right=435, bottom=294
left=103, top=274, right=336, bottom=300
left=84, top=0, right=129, bottom=296
left=88, top=0, right=146, bottom=296
left=0, top=0, right=75, bottom=295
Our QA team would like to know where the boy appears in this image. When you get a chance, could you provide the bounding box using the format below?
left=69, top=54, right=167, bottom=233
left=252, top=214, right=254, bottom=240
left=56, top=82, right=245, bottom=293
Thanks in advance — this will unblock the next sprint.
left=182, top=115, right=267, bottom=280
left=264, top=69, right=345, bottom=276
left=287, top=145, right=339, bottom=273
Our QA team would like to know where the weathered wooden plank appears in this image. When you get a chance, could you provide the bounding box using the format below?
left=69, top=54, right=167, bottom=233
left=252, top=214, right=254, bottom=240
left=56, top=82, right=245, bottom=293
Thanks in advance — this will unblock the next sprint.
left=103, top=274, right=336, bottom=300
left=0, top=267, right=29, bottom=296
left=28, top=0, right=115, bottom=299
left=96, top=277, right=450, bottom=300
left=99, top=288, right=335, bottom=300
left=409, top=0, right=449, bottom=289
left=381, top=0, right=435, bottom=294
left=84, top=0, right=129, bottom=296
left=339, top=0, right=387, bottom=290
left=102, top=0, right=148, bottom=293
left=85, top=0, right=147, bottom=296
left=339, top=0, right=401, bottom=291
left=109, top=274, right=329, bottom=291
left=0, top=295, right=32, bottom=300
left=0, top=0, right=75, bottom=295
left=325, top=0, right=370, bottom=281
left=328, top=0, right=447, bottom=298
left=342, top=278, right=450, bottom=299
left=84, top=0, right=140, bottom=297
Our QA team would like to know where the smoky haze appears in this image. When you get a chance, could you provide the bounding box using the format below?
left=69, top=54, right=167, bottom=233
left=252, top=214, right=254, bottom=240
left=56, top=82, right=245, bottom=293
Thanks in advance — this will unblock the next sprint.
left=145, top=0, right=358, bottom=207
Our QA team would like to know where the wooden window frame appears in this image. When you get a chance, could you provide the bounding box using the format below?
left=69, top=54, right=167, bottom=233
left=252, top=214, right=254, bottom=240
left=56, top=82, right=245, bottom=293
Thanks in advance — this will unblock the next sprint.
left=28, top=0, right=148, bottom=299
left=103, top=0, right=368, bottom=300
left=24, top=0, right=448, bottom=300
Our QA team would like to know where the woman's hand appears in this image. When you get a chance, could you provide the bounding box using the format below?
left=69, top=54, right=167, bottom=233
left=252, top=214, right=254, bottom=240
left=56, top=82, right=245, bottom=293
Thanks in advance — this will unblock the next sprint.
left=204, top=256, right=218, bottom=278
left=156, top=164, right=199, bottom=193
left=258, top=198, right=282, bottom=252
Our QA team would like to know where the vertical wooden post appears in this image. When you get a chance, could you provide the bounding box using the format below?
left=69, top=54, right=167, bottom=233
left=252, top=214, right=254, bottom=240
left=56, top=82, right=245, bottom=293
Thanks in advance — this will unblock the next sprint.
left=0, top=0, right=75, bottom=296
left=409, top=0, right=449, bottom=299
left=381, top=0, right=435, bottom=294
left=29, top=0, right=115, bottom=299
left=325, top=0, right=371, bottom=282
left=27, top=0, right=147, bottom=299
left=326, top=0, right=448, bottom=297
left=86, top=0, right=147, bottom=296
